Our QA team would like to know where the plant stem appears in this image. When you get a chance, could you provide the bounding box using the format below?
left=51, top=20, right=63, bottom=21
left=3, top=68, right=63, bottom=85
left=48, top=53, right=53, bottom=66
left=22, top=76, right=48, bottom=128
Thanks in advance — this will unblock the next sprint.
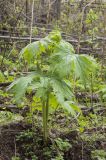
left=46, top=93, right=49, bottom=125
left=42, top=94, right=49, bottom=144
left=42, top=101, right=46, bottom=141
left=91, top=73, right=93, bottom=108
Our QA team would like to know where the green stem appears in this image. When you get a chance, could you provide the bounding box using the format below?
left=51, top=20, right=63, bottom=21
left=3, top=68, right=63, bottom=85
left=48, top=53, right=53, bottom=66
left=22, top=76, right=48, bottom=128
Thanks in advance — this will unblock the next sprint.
left=42, top=93, right=49, bottom=144
left=46, top=93, right=49, bottom=125
left=42, top=101, right=46, bottom=141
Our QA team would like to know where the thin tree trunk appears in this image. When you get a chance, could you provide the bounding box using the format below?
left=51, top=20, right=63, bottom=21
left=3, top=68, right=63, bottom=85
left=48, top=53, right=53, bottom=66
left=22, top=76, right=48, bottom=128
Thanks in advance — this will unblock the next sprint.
left=53, top=0, right=61, bottom=20
left=55, top=0, right=61, bottom=20
left=30, top=0, right=34, bottom=43
left=26, top=0, right=28, bottom=23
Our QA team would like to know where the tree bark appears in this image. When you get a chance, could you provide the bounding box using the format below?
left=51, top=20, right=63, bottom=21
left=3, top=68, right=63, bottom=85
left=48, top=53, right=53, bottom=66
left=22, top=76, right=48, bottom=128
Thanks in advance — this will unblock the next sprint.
left=53, top=0, right=61, bottom=20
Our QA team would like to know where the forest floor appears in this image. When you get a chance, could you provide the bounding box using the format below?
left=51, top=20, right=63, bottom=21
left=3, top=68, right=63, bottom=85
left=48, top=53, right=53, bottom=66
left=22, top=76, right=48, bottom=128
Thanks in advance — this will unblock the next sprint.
left=0, top=103, right=106, bottom=160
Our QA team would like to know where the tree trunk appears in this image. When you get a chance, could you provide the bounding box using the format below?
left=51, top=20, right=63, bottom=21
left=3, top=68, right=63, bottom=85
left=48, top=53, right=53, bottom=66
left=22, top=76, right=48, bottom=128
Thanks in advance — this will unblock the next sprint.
left=26, top=0, right=29, bottom=23
left=53, top=0, right=61, bottom=20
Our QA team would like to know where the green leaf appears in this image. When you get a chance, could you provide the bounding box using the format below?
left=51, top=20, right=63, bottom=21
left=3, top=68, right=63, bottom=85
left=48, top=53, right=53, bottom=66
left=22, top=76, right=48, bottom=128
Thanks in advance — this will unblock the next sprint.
left=62, top=101, right=76, bottom=115
left=20, top=30, right=62, bottom=64
left=62, top=101, right=80, bottom=116
left=36, top=77, right=50, bottom=100
left=49, top=37, right=97, bottom=80
left=70, top=54, right=97, bottom=84
left=8, top=73, right=36, bottom=102
left=53, top=40, right=75, bottom=55
left=49, top=40, right=74, bottom=77
left=50, top=78, right=73, bottom=104
left=20, top=41, right=40, bottom=63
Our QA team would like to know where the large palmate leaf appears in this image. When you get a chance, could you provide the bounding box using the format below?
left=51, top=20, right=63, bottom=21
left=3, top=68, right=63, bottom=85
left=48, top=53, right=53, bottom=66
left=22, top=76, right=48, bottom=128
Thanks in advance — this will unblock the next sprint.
left=35, top=76, right=51, bottom=101
left=49, top=41, right=73, bottom=77
left=50, top=41, right=97, bottom=83
left=50, top=78, right=80, bottom=115
left=62, top=101, right=81, bottom=116
left=8, top=72, right=37, bottom=102
left=24, top=76, right=50, bottom=101
left=53, top=40, right=75, bottom=55
left=20, top=30, right=61, bottom=64
left=49, top=52, right=72, bottom=77
left=50, top=78, right=73, bottom=103
left=70, top=54, right=97, bottom=84
left=20, top=41, right=40, bottom=63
